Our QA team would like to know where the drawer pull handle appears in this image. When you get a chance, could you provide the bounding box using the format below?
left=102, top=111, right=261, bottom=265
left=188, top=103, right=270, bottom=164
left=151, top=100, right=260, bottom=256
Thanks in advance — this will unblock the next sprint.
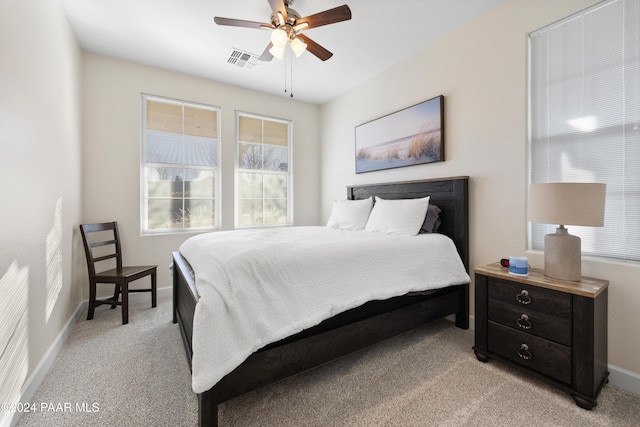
left=518, top=344, right=532, bottom=360
left=516, top=289, right=531, bottom=305
left=516, top=314, right=532, bottom=330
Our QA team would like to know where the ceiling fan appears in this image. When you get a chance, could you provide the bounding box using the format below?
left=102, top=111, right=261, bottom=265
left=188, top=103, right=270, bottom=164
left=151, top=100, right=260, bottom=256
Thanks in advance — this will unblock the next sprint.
left=214, top=0, right=352, bottom=62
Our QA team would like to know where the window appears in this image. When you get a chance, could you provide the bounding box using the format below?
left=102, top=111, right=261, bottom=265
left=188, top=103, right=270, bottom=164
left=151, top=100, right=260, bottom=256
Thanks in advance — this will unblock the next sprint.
left=529, top=0, right=640, bottom=262
left=141, top=95, right=220, bottom=233
left=235, top=112, right=292, bottom=227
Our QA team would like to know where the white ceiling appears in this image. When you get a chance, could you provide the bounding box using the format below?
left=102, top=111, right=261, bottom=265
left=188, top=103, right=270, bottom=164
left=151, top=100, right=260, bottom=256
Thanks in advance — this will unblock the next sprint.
left=62, top=0, right=506, bottom=105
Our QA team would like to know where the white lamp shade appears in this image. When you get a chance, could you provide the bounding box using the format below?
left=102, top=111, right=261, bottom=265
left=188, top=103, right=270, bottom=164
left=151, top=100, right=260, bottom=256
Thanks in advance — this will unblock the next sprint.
left=269, top=44, right=285, bottom=60
left=529, top=182, right=606, bottom=227
left=270, top=28, right=288, bottom=47
left=290, top=37, right=307, bottom=57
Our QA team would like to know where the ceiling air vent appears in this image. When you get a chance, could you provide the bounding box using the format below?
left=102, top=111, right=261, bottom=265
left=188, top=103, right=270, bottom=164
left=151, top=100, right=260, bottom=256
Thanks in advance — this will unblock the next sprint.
left=226, top=49, right=259, bottom=70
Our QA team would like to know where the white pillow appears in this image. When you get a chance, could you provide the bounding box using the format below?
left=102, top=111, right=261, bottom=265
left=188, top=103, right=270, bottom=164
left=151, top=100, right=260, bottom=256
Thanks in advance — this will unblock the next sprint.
left=326, top=197, right=373, bottom=230
left=365, top=196, right=431, bottom=236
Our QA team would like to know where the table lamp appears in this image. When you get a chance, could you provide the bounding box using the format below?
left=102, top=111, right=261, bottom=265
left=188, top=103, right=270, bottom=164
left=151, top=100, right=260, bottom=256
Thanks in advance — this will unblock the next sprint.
left=529, top=182, right=606, bottom=281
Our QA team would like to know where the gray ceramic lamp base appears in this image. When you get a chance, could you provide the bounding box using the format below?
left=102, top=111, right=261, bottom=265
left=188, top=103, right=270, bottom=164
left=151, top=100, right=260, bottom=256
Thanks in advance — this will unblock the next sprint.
left=544, top=226, right=582, bottom=281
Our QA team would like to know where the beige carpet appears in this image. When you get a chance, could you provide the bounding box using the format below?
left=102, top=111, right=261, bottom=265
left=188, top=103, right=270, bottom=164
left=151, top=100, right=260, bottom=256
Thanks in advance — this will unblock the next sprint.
left=17, top=292, right=640, bottom=426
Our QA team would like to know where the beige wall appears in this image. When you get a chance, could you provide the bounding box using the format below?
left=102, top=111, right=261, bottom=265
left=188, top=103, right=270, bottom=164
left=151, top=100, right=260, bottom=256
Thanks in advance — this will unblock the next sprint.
left=0, top=0, right=83, bottom=420
left=81, top=54, right=321, bottom=294
left=320, top=0, right=640, bottom=377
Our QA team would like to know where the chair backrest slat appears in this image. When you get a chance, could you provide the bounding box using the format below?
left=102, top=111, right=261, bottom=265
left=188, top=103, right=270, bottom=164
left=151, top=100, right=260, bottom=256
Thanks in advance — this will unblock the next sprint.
left=93, top=253, right=118, bottom=263
left=89, top=239, right=118, bottom=249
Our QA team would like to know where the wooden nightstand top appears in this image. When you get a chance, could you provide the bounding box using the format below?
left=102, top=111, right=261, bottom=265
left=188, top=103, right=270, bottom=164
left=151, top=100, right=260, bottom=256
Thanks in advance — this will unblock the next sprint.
left=475, top=262, right=608, bottom=298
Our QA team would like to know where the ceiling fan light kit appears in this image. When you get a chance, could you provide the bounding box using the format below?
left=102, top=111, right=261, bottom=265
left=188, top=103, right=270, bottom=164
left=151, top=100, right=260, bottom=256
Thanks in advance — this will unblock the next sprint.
left=214, top=0, right=352, bottom=62
left=268, top=25, right=306, bottom=58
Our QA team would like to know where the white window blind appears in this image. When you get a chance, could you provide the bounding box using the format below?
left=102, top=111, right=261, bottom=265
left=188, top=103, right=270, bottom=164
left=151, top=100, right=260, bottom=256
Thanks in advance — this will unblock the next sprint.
left=529, top=0, right=640, bottom=262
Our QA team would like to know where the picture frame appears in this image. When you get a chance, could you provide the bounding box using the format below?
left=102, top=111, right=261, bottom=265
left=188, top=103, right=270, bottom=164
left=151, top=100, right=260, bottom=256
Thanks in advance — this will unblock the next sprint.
left=355, top=95, right=444, bottom=174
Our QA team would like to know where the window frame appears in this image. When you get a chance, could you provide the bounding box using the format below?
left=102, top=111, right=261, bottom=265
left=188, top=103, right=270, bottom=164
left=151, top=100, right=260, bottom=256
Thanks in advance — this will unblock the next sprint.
left=140, top=94, right=221, bottom=235
left=234, top=111, right=293, bottom=229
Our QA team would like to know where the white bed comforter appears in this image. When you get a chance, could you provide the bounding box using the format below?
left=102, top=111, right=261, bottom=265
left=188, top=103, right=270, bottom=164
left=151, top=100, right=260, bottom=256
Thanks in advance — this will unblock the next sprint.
left=179, top=226, right=470, bottom=393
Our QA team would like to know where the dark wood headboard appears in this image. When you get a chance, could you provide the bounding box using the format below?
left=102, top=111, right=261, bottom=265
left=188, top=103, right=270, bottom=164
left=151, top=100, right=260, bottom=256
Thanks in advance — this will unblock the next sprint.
left=346, top=176, right=469, bottom=272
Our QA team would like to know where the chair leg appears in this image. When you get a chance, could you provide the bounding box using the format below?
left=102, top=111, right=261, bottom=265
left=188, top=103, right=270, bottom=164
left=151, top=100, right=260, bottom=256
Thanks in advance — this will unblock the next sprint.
left=111, top=284, right=121, bottom=309
left=87, top=280, right=97, bottom=320
left=121, top=282, right=129, bottom=325
left=151, top=270, right=157, bottom=308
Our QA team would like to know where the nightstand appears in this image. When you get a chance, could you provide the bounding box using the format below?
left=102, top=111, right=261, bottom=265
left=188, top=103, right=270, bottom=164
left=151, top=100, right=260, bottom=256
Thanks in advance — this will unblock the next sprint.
left=473, top=262, right=608, bottom=409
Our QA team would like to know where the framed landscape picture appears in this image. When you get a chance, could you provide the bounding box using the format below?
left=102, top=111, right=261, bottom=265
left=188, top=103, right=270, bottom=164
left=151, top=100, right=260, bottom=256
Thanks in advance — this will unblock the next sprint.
left=355, top=95, right=444, bottom=174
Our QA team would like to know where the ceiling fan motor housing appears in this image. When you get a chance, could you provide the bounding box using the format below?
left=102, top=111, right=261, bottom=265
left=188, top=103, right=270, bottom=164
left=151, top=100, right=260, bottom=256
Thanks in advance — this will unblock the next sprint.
left=271, top=6, right=300, bottom=27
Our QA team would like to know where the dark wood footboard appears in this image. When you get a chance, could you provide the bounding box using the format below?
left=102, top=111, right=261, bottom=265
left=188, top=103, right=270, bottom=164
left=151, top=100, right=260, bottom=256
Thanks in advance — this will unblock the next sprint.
left=172, top=176, right=470, bottom=426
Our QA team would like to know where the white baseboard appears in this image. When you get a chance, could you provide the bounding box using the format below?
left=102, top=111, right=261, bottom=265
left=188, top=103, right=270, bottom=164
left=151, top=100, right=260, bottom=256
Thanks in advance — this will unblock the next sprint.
left=6, top=286, right=172, bottom=427
left=608, top=364, right=640, bottom=396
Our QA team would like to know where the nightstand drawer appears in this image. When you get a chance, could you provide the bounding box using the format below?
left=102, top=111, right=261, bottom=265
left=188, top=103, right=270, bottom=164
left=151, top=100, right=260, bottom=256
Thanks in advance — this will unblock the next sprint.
left=488, top=321, right=571, bottom=384
left=488, top=298, right=571, bottom=346
left=488, top=278, right=571, bottom=319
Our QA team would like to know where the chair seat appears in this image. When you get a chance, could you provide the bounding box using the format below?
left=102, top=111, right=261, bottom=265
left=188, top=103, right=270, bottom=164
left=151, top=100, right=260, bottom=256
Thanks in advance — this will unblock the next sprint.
left=95, top=265, right=157, bottom=282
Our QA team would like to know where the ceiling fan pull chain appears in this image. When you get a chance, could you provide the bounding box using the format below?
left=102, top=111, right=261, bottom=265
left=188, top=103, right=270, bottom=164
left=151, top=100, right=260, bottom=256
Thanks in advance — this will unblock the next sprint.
left=290, top=54, right=294, bottom=98
left=284, top=53, right=288, bottom=95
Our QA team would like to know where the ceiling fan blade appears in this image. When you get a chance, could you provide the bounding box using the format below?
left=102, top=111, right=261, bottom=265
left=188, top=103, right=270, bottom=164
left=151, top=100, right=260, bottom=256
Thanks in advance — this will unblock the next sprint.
left=214, top=17, right=271, bottom=29
left=295, top=5, right=352, bottom=31
left=259, top=43, right=274, bottom=61
left=298, top=34, right=333, bottom=61
left=268, top=0, right=288, bottom=25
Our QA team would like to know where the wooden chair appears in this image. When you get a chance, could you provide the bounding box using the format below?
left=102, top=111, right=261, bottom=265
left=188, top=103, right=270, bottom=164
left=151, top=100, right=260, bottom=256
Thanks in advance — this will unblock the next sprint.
left=79, top=222, right=157, bottom=325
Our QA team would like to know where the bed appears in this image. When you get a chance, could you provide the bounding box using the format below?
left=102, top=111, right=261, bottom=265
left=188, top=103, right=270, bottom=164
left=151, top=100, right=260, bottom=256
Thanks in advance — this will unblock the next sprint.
left=172, top=176, right=470, bottom=426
